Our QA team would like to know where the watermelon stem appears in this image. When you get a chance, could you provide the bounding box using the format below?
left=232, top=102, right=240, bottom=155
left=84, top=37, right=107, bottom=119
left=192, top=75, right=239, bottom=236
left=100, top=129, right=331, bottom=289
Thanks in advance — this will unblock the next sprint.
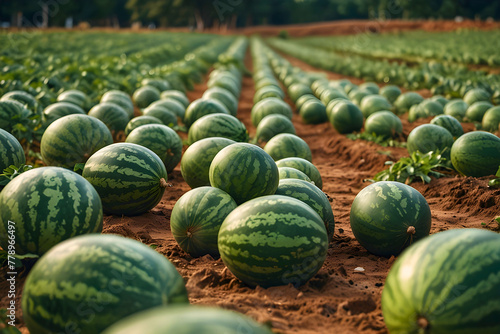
left=159, top=178, right=170, bottom=188
left=407, top=226, right=416, bottom=235
left=417, top=316, right=430, bottom=330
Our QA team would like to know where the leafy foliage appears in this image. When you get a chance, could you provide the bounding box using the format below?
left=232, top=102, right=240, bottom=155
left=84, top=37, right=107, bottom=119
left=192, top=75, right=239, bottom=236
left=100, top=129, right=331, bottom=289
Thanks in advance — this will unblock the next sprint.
left=366, top=150, right=454, bottom=184
left=0, top=165, right=33, bottom=188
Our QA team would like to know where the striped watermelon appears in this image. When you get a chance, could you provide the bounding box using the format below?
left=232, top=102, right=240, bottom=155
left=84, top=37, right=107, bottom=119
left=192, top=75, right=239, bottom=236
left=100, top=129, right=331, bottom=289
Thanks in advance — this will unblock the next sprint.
left=251, top=98, right=293, bottom=127
left=218, top=195, right=328, bottom=288
left=181, top=137, right=236, bottom=189
left=148, top=99, right=186, bottom=122
left=142, top=105, right=178, bottom=128
left=394, top=92, right=424, bottom=114
left=382, top=228, right=500, bottom=334
left=133, top=85, right=161, bottom=108
left=254, top=114, right=296, bottom=144
left=360, top=95, right=392, bottom=118
left=450, top=131, right=500, bottom=177
left=0, top=128, right=25, bottom=172
left=444, top=99, right=468, bottom=121
left=42, top=102, right=86, bottom=127
left=1, top=90, right=40, bottom=114
left=295, top=94, right=317, bottom=113
left=320, top=88, right=348, bottom=106
left=22, top=234, right=188, bottom=334
left=187, top=113, right=248, bottom=145
left=124, top=115, right=163, bottom=137
left=465, top=101, right=493, bottom=123
left=278, top=167, right=312, bottom=182
left=364, top=111, right=403, bottom=139
left=482, top=106, right=500, bottom=132
left=125, top=124, right=183, bottom=173
left=57, top=89, right=90, bottom=110
left=407, top=124, right=454, bottom=159
left=88, top=102, right=130, bottom=140
left=203, top=87, right=239, bottom=117
left=350, top=181, right=431, bottom=257
left=0, top=100, right=33, bottom=133
left=40, top=114, right=113, bottom=169
left=328, top=100, right=364, bottom=134
left=101, top=90, right=135, bottom=119
left=276, top=157, right=323, bottom=189
left=263, top=133, right=312, bottom=162
left=160, top=90, right=190, bottom=108
left=254, top=85, right=285, bottom=104
left=0, top=167, right=102, bottom=255
left=463, top=87, right=491, bottom=105
left=359, top=82, right=379, bottom=94
left=142, top=78, right=171, bottom=91
left=379, top=85, right=401, bottom=104
left=299, top=99, right=328, bottom=124
left=82, top=143, right=168, bottom=216
left=430, top=95, right=449, bottom=107
left=102, top=306, right=273, bottom=334
left=275, top=178, right=334, bottom=242
left=430, top=114, right=464, bottom=139
left=170, top=186, right=237, bottom=257
left=184, top=98, right=230, bottom=128
left=209, top=143, right=279, bottom=205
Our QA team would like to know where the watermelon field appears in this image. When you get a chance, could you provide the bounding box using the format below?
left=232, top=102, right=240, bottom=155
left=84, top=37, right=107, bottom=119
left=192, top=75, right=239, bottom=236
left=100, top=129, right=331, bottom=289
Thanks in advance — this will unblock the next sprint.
left=1, top=21, right=500, bottom=334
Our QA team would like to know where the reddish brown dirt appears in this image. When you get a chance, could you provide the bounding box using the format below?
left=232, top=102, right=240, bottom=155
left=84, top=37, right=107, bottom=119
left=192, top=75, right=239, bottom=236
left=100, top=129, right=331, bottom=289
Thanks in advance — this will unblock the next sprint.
left=2, top=22, right=500, bottom=334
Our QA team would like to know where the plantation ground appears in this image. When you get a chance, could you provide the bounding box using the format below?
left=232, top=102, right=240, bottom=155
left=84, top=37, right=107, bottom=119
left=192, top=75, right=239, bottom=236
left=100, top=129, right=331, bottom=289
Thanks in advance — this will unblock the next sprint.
left=2, top=21, right=500, bottom=334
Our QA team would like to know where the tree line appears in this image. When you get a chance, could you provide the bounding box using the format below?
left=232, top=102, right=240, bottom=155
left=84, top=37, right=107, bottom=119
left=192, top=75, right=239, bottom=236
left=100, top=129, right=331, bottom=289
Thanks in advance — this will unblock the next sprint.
left=1, top=0, right=499, bottom=29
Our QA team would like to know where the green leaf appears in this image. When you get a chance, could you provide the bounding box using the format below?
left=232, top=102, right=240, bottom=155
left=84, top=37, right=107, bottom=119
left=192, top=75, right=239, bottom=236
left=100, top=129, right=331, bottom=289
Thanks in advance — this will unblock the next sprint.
left=496, top=166, right=500, bottom=177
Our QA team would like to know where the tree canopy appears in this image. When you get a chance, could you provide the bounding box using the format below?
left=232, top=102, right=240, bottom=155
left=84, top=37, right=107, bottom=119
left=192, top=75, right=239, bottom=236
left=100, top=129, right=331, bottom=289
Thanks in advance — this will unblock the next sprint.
left=1, top=0, right=499, bottom=29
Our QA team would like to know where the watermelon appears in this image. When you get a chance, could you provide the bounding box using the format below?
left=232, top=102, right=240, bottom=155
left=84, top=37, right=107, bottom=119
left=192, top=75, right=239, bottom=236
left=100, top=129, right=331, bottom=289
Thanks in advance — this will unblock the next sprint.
left=101, top=90, right=135, bottom=118
left=88, top=102, right=130, bottom=140
left=419, top=99, right=444, bottom=117
left=450, top=131, right=500, bottom=177
left=350, top=181, right=431, bottom=257
left=207, top=75, right=240, bottom=98
left=348, top=89, right=374, bottom=107
left=42, top=102, right=85, bottom=127
left=22, top=234, right=188, bottom=334
left=188, top=113, right=248, bottom=145
left=482, top=106, right=500, bottom=132
left=160, top=90, right=189, bottom=108
left=295, top=94, right=318, bottom=113
left=444, top=99, right=468, bottom=121
left=379, top=85, right=401, bottom=104
left=359, top=82, right=379, bottom=94
left=275, top=178, right=334, bottom=241
left=254, top=114, right=296, bottom=144
left=364, top=111, right=403, bottom=139
left=299, top=99, right=328, bottom=124
left=148, top=98, right=186, bottom=122
left=184, top=98, right=230, bottom=128
left=142, top=105, right=178, bottom=128
left=264, top=133, right=312, bottom=162
left=276, top=157, right=323, bottom=190
left=407, top=104, right=426, bottom=123
left=82, top=143, right=168, bottom=216
left=0, top=167, right=103, bottom=255
left=465, top=101, right=493, bottom=123
left=407, top=124, right=454, bottom=159
left=430, top=114, right=464, bottom=139
left=360, top=95, right=392, bottom=118
left=209, top=143, right=279, bottom=205
left=124, top=115, right=163, bottom=137
left=287, top=83, right=313, bottom=102
left=328, top=100, right=364, bottom=134
left=1, top=90, right=39, bottom=114
left=40, top=114, right=113, bottom=169
left=218, top=195, right=328, bottom=287
left=251, top=97, right=293, bottom=127
left=133, top=85, right=161, bottom=108
left=278, top=166, right=312, bottom=182
left=463, top=87, right=491, bottom=106
left=57, top=89, right=90, bottom=110
left=0, top=128, right=25, bottom=172
left=320, top=88, right=347, bottom=106
left=141, top=78, right=171, bottom=92
left=254, top=85, right=285, bottom=104
left=394, top=92, right=424, bottom=114
left=203, top=87, right=239, bottom=117
left=181, top=137, right=236, bottom=189
left=382, top=228, right=500, bottom=334
left=430, top=95, right=449, bottom=107
left=125, top=124, right=183, bottom=173
left=102, top=306, right=273, bottom=334
left=170, top=186, right=237, bottom=257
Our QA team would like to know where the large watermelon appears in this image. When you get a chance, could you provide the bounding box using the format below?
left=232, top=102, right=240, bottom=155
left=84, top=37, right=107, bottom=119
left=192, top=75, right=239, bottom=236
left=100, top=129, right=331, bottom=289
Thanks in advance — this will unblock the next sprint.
left=184, top=98, right=230, bottom=128
left=276, top=157, right=323, bottom=189
left=22, top=234, right=188, bottom=334
left=40, top=114, right=113, bottom=169
left=450, top=131, right=500, bottom=177
left=350, top=181, right=431, bottom=257
left=364, top=111, right=403, bottom=139
left=275, top=178, right=334, bottom=242
left=209, top=143, right=279, bottom=205
left=382, top=228, right=500, bottom=334
left=328, top=100, right=364, bottom=134
left=181, top=137, right=236, bottom=189
left=0, top=128, right=25, bottom=172
left=187, top=113, right=248, bottom=145
left=82, top=143, right=168, bottom=216
left=170, top=186, right=237, bottom=258
left=251, top=98, right=293, bottom=127
left=102, top=306, right=273, bottom=334
left=125, top=124, right=183, bottom=173
left=263, top=133, right=313, bottom=162
left=218, top=195, right=328, bottom=288
left=407, top=124, right=454, bottom=159
left=0, top=167, right=103, bottom=255
left=88, top=102, right=130, bottom=140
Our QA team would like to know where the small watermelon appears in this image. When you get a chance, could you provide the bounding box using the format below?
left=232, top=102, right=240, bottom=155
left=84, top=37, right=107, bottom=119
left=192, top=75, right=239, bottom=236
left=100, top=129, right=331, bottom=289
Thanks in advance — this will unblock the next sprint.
left=360, top=95, right=392, bottom=118
left=394, top=92, right=424, bottom=114
left=187, top=113, right=248, bottom=145
left=42, top=102, right=85, bottom=127
left=407, top=124, right=454, bottom=159
left=264, top=133, right=312, bottom=162
left=251, top=97, right=293, bottom=127
left=254, top=85, right=285, bottom=104
left=278, top=166, right=312, bottom=182
left=101, top=90, right=135, bottom=119
left=142, top=78, right=171, bottom=92
left=133, top=85, right=161, bottom=108
left=203, top=87, right=239, bottom=117
left=364, top=111, right=402, bottom=139
left=88, top=102, right=130, bottom=140
left=444, top=99, right=468, bottom=121
left=254, top=114, right=296, bottom=144
left=142, top=105, right=178, bottom=128
left=148, top=98, right=186, bottom=122
left=430, top=114, right=464, bottom=139
left=160, top=90, right=189, bottom=108
left=379, top=85, right=401, bottom=104
left=328, top=100, right=364, bottom=134
left=299, top=99, right=328, bottom=124
left=184, top=98, right=230, bottom=128
left=276, top=157, right=323, bottom=189
left=0, top=128, right=25, bottom=172
left=124, top=115, right=163, bottom=137
left=57, top=89, right=90, bottom=110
